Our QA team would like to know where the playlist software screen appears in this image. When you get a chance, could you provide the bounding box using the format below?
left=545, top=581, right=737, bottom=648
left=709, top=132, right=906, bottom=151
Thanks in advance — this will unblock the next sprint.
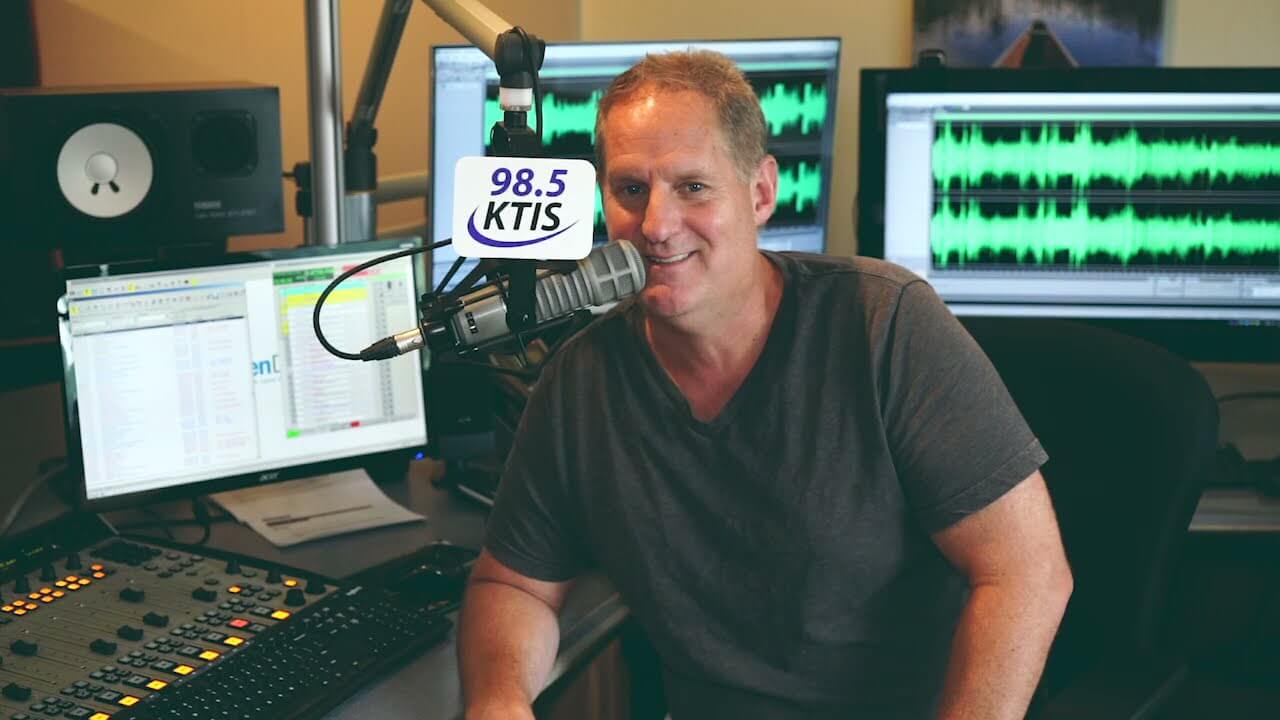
left=64, top=250, right=427, bottom=501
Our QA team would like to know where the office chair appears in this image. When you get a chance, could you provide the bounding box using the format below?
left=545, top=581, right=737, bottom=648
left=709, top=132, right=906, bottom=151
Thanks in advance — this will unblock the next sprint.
left=961, top=317, right=1220, bottom=720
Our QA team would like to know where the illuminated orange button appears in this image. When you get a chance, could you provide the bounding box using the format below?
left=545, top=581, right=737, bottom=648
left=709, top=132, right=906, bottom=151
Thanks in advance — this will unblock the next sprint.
left=146, top=679, right=168, bottom=691
left=283, top=579, right=298, bottom=588
left=93, top=572, right=106, bottom=579
left=174, top=665, right=195, bottom=676
left=79, top=578, right=92, bottom=586
left=66, top=576, right=79, bottom=582
left=1, top=605, right=12, bottom=612
left=39, top=587, right=52, bottom=594
left=55, top=580, right=67, bottom=587
left=40, top=596, right=53, bottom=603
left=52, top=591, right=65, bottom=598
left=118, top=695, right=140, bottom=706
left=270, top=610, right=291, bottom=621
left=12, top=609, right=25, bottom=616
left=91, top=563, right=104, bottom=571
left=198, top=650, right=220, bottom=661
left=222, top=636, right=244, bottom=647
left=91, top=714, right=111, bottom=720
left=21, top=602, right=37, bottom=610
left=227, top=586, right=242, bottom=594
left=67, top=583, right=81, bottom=590
left=27, top=593, right=40, bottom=600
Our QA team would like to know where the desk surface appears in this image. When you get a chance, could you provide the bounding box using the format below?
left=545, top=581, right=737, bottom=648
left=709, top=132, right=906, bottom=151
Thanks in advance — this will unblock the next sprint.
left=22, top=461, right=628, bottom=720
left=1191, top=487, right=1280, bottom=533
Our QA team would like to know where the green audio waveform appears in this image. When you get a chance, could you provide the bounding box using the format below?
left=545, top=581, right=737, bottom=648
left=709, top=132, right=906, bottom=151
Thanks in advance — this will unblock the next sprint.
left=934, top=121, right=1280, bottom=189
left=777, top=161, right=822, bottom=214
left=484, top=77, right=830, bottom=149
left=932, top=198, right=1280, bottom=267
left=484, top=90, right=603, bottom=146
left=759, top=82, right=828, bottom=137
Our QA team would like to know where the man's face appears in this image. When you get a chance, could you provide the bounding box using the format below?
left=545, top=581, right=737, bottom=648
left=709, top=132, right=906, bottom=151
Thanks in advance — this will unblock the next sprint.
left=599, top=87, right=776, bottom=323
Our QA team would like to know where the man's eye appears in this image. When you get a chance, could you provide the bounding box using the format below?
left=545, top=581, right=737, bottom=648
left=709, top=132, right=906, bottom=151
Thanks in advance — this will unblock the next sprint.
left=686, top=182, right=705, bottom=193
left=621, top=184, right=644, bottom=196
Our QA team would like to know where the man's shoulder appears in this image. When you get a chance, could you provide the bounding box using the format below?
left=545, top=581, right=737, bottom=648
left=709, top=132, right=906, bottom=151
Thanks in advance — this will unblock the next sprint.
left=771, top=251, right=925, bottom=304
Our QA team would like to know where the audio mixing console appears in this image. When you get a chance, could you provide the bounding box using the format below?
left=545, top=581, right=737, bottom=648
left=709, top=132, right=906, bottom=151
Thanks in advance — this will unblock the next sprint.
left=0, top=512, right=474, bottom=720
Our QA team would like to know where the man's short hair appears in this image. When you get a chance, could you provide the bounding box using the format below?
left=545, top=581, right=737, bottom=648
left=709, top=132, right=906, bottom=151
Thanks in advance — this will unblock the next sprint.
left=594, top=50, right=768, bottom=181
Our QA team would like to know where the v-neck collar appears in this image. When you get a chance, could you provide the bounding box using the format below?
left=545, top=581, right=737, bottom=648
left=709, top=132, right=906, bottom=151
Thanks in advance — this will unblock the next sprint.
left=627, top=252, right=795, bottom=435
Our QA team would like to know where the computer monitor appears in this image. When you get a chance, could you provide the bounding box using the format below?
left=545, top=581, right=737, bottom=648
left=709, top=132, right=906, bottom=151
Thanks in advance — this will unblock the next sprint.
left=431, top=37, right=841, bottom=288
left=58, top=238, right=429, bottom=511
left=857, top=67, right=1280, bottom=361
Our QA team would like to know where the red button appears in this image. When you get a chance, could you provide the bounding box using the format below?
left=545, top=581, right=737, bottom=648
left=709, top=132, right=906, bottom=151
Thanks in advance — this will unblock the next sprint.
left=228, top=618, right=250, bottom=629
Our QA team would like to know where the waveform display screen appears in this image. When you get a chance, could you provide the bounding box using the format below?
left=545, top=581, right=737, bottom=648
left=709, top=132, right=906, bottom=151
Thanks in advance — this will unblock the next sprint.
left=480, top=70, right=833, bottom=238
left=930, top=115, right=1280, bottom=270
left=433, top=39, right=840, bottom=287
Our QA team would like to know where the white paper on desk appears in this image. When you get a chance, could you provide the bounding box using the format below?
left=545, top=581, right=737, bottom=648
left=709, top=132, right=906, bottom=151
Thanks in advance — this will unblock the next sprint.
left=209, top=469, right=425, bottom=548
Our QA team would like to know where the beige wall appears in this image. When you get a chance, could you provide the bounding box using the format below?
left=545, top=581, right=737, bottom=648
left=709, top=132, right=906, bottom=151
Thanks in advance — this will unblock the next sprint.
left=32, top=0, right=580, bottom=251
left=1165, top=0, right=1280, bottom=66
left=583, top=0, right=1280, bottom=257
left=582, top=1, right=914, bottom=259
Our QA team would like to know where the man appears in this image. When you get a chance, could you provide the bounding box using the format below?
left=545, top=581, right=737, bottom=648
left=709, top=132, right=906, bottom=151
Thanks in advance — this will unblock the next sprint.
left=458, top=50, right=1073, bottom=720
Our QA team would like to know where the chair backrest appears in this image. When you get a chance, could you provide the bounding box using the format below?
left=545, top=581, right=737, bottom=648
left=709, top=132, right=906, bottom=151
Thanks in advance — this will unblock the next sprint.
left=961, top=317, right=1219, bottom=693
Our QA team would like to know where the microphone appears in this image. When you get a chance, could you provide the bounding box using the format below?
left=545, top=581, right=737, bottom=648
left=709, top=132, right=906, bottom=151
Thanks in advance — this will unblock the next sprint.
left=360, top=239, right=645, bottom=360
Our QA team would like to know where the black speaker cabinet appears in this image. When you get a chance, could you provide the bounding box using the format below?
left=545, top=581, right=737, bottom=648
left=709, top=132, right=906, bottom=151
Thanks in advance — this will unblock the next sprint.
left=0, top=83, right=284, bottom=340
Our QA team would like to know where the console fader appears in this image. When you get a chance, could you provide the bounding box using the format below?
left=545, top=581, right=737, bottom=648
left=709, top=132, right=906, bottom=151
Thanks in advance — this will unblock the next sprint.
left=0, top=513, right=455, bottom=720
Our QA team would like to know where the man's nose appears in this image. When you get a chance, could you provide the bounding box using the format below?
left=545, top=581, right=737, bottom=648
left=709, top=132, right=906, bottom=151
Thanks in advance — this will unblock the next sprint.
left=641, top=187, right=680, bottom=245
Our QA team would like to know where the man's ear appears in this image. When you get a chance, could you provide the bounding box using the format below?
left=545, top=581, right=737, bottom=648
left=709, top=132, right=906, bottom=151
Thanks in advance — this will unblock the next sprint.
left=753, top=154, right=779, bottom=227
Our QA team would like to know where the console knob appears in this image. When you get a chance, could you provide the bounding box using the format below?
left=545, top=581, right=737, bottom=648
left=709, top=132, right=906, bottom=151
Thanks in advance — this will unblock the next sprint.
left=90, top=639, right=118, bottom=655
left=143, top=611, right=170, bottom=628
left=10, top=639, right=37, bottom=657
left=225, top=560, right=242, bottom=575
left=65, top=553, right=83, bottom=570
left=304, top=578, right=325, bottom=595
left=119, top=587, right=146, bottom=603
left=13, top=576, right=29, bottom=594
left=39, top=565, right=56, bottom=582
left=266, top=569, right=283, bottom=584
left=116, top=625, right=144, bottom=642
left=284, top=588, right=306, bottom=607
left=192, top=587, right=217, bottom=602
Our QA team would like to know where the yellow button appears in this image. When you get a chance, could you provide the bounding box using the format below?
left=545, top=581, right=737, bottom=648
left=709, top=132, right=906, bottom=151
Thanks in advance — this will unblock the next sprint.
left=91, top=563, right=104, bottom=571
left=67, top=583, right=81, bottom=591
left=146, top=680, right=168, bottom=691
left=222, top=636, right=245, bottom=647
left=79, top=578, right=92, bottom=586
left=55, top=580, right=67, bottom=587
left=174, top=665, right=195, bottom=676
left=270, top=610, right=291, bottom=621
left=27, top=593, right=39, bottom=600
left=38, top=587, right=52, bottom=595
left=93, top=572, right=106, bottom=579
left=52, top=591, right=65, bottom=598
left=40, top=596, right=53, bottom=603
left=13, top=609, right=26, bottom=616
left=198, top=650, right=220, bottom=661
left=118, top=696, right=139, bottom=706
left=284, top=579, right=298, bottom=587
left=91, top=714, right=111, bottom=720
left=227, top=586, right=242, bottom=594
left=66, top=576, right=79, bottom=582
left=1, top=605, right=12, bottom=612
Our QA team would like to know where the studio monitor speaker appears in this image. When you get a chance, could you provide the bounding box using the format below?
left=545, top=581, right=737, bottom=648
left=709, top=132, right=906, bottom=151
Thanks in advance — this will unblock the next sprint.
left=0, top=83, right=284, bottom=339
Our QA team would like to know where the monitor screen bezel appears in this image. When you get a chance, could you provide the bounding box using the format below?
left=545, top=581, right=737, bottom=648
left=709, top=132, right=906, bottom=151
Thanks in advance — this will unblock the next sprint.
left=855, top=66, right=1280, bottom=363
left=58, top=238, right=430, bottom=512
left=428, top=35, right=844, bottom=286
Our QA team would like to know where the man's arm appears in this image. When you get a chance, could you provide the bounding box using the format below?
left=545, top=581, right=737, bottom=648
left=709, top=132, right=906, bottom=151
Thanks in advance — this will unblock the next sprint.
left=458, top=550, right=574, bottom=720
left=930, top=471, right=1073, bottom=720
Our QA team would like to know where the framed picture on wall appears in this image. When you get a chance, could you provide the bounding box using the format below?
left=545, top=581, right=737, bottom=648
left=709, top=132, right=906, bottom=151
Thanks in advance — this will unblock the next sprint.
left=913, top=0, right=1165, bottom=68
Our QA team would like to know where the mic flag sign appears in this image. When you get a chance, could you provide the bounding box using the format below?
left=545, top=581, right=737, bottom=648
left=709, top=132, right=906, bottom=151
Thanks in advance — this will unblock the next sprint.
left=452, top=156, right=596, bottom=260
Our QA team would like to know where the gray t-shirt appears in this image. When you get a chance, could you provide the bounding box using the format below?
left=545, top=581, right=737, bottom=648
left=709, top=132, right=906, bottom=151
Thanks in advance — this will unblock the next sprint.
left=485, top=252, right=1048, bottom=718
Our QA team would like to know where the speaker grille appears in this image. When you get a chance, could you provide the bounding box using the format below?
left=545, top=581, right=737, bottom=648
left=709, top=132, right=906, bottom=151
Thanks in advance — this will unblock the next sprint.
left=191, top=110, right=257, bottom=176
